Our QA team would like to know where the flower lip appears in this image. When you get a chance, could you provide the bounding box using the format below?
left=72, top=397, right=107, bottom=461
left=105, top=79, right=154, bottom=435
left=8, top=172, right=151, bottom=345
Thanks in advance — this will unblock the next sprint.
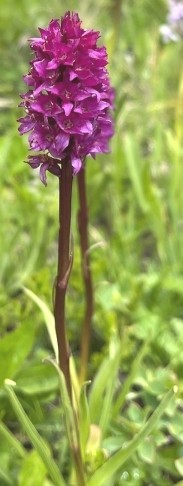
left=18, top=11, right=114, bottom=184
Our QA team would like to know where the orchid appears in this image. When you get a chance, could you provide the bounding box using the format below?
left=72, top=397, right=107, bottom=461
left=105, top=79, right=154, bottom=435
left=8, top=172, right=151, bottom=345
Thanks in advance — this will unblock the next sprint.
left=18, top=12, right=114, bottom=185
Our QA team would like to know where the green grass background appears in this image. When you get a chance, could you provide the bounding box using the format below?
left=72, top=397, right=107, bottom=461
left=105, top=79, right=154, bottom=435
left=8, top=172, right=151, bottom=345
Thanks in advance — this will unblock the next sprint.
left=1, top=0, right=183, bottom=484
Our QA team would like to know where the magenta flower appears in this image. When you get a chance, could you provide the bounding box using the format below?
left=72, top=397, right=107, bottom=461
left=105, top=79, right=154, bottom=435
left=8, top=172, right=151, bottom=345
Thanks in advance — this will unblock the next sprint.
left=18, top=12, right=114, bottom=185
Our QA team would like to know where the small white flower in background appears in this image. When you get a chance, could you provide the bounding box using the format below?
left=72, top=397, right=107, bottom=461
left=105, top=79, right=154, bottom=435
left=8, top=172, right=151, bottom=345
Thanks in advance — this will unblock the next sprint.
left=160, top=0, right=183, bottom=42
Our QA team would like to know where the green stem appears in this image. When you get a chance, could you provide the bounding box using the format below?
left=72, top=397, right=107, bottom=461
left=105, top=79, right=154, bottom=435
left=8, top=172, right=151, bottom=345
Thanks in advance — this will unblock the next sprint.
left=77, top=168, right=94, bottom=382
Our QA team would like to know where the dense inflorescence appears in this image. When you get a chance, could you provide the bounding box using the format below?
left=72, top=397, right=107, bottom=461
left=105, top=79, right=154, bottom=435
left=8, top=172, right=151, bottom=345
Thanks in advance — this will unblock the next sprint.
left=18, top=12, right=114, bottom=184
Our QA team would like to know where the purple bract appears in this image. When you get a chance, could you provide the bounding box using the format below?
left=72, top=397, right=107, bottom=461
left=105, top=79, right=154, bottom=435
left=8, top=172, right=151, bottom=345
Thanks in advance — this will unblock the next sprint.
left=18, top=12, right=114, bottom=185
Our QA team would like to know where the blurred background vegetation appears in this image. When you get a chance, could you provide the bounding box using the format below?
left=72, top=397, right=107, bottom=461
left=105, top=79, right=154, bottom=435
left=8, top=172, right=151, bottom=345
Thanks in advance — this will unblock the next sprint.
left=1, top=0, right=183, bottom=484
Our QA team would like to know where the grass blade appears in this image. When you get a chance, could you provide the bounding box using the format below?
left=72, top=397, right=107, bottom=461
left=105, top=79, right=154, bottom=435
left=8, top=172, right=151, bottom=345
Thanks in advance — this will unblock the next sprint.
left=99, top=346, right=121, bottom=435
left=0, top=420, right=26, bottom=458
left=123, top=134, right=149, bottom=213
left=5, top=380, right=66, bottom=486
left=89, top=357, right=115, bottom=424
left=0, top=469, right=14, bottom=486
left=113, top=339, right=149, bottom=417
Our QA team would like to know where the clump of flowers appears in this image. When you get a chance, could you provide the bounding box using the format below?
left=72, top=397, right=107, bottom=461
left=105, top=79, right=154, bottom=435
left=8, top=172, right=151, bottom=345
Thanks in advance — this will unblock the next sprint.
left=18, top=11, right=114, bottom=184
left=160, top=0, right=183, bottom=42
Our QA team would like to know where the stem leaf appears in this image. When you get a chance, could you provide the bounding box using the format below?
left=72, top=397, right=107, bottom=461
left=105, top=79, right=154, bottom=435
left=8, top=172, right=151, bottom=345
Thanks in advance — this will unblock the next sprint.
left=79, top=382, right=91, bottom=456
left=46, top=359, right=77, bottom=449
left=23, top=286, right=58, bottom=361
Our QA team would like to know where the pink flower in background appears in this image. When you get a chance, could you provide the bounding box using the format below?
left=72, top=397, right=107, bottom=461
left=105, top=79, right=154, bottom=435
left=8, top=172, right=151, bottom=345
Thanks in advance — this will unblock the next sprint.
left=18, top=12, right=114, bottom=185
left=160, top=0, right=183, bottom=42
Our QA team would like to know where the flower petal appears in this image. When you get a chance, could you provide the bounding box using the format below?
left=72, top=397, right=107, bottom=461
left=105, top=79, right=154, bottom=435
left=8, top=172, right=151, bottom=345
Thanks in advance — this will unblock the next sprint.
left=71, top=155, right=82, bottom=174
